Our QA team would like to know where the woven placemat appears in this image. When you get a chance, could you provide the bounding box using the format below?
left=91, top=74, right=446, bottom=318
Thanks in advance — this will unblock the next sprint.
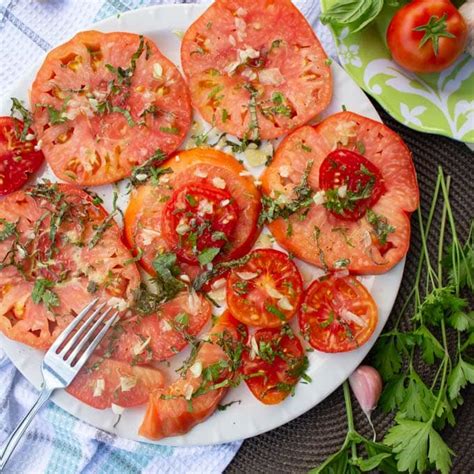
left=226, top=101, right=474, bottom=474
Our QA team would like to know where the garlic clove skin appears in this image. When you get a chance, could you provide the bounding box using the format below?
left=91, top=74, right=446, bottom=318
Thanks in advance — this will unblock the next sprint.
left=349, top=365, right=382, bottom=414
left=349, top=365, right=383, bottom=440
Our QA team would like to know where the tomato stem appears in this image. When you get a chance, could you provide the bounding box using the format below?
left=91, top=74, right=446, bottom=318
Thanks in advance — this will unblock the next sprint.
left=413, top=14, right=456, bottom=56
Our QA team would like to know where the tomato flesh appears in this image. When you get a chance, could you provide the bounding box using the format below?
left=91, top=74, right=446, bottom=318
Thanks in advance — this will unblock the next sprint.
left=227, top=249, right=303, bottom=328
left=319, top=149, right=385, bottom=221
left=299, top=275, right=378, bottom=353
left=66, top=356, right=166, bottom=409
left=162, top=183, right=239, bottom=265
left=0, top=117, right=44, bottom=195
left=242, top=328, right=306, bottom=404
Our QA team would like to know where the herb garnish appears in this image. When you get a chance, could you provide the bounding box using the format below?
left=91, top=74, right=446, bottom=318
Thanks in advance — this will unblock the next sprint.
left=10, top=98, right=33, bottom=141
left=130, top=149, right=171, bottom=186
left=32, top=279, right=60, bottom=311
left=259, top=160, right=314, bottom=225
left=367, top=209, right=395, bottom=245
left=0, top=219, right=17, bottom=242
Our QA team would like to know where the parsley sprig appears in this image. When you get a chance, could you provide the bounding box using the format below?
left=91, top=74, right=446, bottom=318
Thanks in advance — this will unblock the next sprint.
left=312, top=167, right=473, bottom=473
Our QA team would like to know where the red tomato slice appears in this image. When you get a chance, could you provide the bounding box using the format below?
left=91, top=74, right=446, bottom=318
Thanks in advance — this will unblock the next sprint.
left=261, top=111, right=419, bottom=274
left=181, top=0, right=332, bottom=139
left=0, top=117, right=44, bottom=195
left=241, top=327, right=307, bottom=404
left=319, top=149, right=385, bottom=221
left=226, top=249, right=303, bottom=328
left=125, top=148, right=261, bottom=276
left=139, top=311, right=246, bottom=440
left=0, top=183, right=140, bottom=349
left=30, top=31, right=192, bottom=185
left=97, top=290, right=211, bottom=363
left=162, top=182, right=239, bottom=265
left=299, top=275, right=378, bottom=352
left=66, top=356, right=166, bottom=409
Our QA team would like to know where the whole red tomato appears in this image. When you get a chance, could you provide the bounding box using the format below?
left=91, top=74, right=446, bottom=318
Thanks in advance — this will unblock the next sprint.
left=387, top=0, right=467, bottom=73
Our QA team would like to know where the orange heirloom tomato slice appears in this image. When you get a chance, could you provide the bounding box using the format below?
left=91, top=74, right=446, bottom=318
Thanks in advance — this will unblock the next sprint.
left=124, top=148, right=261, bottom=275
left=139, top=311, right=246, bottom=440
left=299, top=274, right=378, bottom=353
left=181, top=0, right=332, bottom=140
left=261, top=111, right=419, bottom=274
left=66, top=357, right=166, bottom=409
left=30, top=31, right=191, bottom=185
left=0, top=183, right=140, bottom=350
left=226, top=249, right=303, bottom=328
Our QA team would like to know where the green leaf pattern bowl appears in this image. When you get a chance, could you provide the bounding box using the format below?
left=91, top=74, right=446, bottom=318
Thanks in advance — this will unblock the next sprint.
left=321, top=1, right=474, bottom=144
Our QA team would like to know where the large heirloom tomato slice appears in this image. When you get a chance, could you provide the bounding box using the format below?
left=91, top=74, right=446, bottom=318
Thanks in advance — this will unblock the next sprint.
left=0, top=117, right=44, bottom=195
left=181, top=0, right=332, bottom=139
left=30, top=31, right=191, bottom=185
left=226, top=249, right=303, bottom=328
left=241, top=327, right=307, bottom=404
left=261, top=111, right=419, bottom=274
left=66, top=357, right=166, bottom=409
left=299, top=274, right=378, bottom=353
left=0, top=183, right=140, bottom=349
left=139, top=311, right=246, bottom=440
left=125, top=148, right=261, bottom=275
left=97, top=290, right=211, bottom=364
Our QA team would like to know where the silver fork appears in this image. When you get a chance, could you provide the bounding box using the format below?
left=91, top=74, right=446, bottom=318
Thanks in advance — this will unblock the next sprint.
left=0, top=298, right=119, bottom=471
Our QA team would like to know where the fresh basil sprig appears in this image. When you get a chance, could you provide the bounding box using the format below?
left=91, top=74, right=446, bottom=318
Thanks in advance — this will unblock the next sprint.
left=321, top=0, right=401, bottom=33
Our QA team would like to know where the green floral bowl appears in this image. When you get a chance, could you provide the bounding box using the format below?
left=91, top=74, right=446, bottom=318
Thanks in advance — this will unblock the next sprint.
left=321, top=0, right=474, bottom=144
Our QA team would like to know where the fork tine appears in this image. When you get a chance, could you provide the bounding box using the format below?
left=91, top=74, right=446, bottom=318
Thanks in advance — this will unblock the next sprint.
left=72, top=312, right=120, bottom=373
left=65, top=306, right=113, bottom=363
left=57, top=301, right=107, bottom=357
left=49, top=297, right=100, bottom=354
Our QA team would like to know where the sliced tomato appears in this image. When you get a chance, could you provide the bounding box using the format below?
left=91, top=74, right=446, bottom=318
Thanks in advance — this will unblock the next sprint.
left=319, top=149, right=385, bottom=221
left=241, top=327, right=307, bottom=404
left=299, top=274, right=378, bottom=352
left=97, top=290, right=211, bottom=363
left=261, top=111, right=419, bottom=274
left=66, top=356, right=166, bottom=409
left=125, top=148, right=261, bottom=275
left=181, top=0, right=332, bottom=139
left=30, top=31, right=191, bottom=185
left=162, top=182, right=239, bottom=265
left=0, top=183, right=140, bottom=349
left=226, top=249, right=303, bottom=328
left=0, top=117, right=44, bottom=195
left=139, top=311, right=245, bottom=440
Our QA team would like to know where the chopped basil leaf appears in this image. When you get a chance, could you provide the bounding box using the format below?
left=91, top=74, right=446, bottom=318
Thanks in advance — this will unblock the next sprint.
left=32, top=279, right=59, bottom=311
left=159, top=126, right=180, bottom=135
left=10, top=98, right=33, bottom=141
left=265, top=303, right=287, bottom=321
left=198, top=247, right=221, bottom=266
left=0, top=219, right=17, bottom=242
left=367, top=209, right=395, bottom=245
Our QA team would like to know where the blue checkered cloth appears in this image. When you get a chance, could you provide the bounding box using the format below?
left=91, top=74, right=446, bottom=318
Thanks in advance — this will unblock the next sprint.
left=0, top=1, right=335, bottom=472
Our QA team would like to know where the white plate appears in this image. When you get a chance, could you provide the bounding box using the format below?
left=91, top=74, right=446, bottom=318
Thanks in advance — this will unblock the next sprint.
left=0, top=3, right=404, bottom=446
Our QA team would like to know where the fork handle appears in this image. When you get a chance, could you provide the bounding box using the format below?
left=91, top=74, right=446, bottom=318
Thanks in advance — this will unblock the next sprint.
left=0, top=387, right=54, bottom=470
